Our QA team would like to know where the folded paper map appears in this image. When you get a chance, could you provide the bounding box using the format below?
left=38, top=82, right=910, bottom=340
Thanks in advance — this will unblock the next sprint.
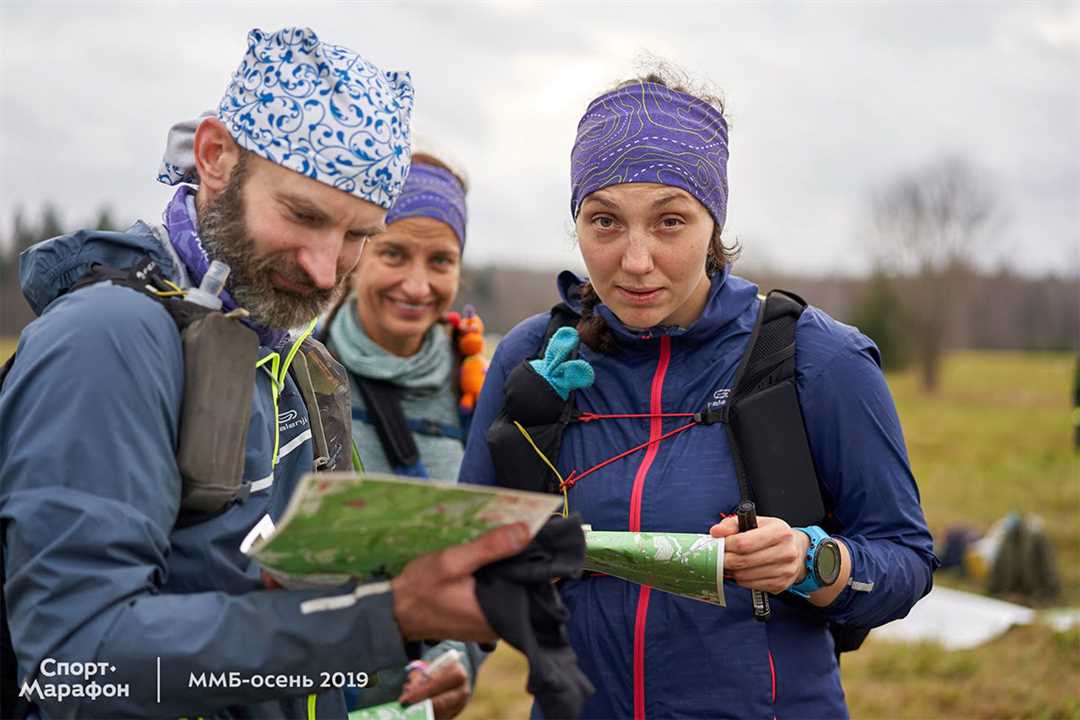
left=583, top=530, right=726, bottom=606
left=249, top=472, right=563, bottom=585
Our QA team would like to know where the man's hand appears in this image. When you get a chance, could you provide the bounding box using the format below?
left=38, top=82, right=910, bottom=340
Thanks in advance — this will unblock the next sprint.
left=398, top=658, right=470, bottom=719
left=391, top=523, right=529, bottom=642
left=709, top=515, right=808, bottom=594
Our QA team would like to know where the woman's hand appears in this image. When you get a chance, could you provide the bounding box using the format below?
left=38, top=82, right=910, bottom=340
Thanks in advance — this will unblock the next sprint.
left=399, top=659, right=471, bottom=719
left=709, top=515, right=810, bottom=594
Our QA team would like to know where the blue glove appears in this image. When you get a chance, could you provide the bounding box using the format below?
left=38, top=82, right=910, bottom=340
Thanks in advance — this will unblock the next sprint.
left=530, top=326, right=595, bottom=400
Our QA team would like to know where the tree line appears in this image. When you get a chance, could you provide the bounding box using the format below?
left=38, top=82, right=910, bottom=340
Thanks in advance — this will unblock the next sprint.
left=0, top=204, right=120, bottom=339
left=3, top=156, right=1077, bottom=394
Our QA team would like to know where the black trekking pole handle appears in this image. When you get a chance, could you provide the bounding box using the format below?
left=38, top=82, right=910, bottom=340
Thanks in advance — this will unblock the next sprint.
left=736, top=501, right=772, bottom=622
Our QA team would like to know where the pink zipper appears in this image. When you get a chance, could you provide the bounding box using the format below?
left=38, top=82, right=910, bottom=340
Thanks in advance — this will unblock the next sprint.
left=631, top=335, right=672, bottom=720
left=769, top=649, right=777, bottom=704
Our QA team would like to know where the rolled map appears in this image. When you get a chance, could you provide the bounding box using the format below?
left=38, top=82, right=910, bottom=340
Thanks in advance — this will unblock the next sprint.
left=583, top=530, right=726, bottom=607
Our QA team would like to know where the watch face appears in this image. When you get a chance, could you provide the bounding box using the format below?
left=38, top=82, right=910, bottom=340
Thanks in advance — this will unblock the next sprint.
left=815, top=539, right=842, bottom=586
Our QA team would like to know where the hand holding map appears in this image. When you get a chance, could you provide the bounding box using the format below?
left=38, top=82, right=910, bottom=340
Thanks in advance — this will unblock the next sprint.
left=249, top=472, right=562, bottom=586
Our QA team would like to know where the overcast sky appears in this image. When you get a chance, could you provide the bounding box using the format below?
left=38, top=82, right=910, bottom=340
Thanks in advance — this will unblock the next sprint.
left=1, top=0, right=1077, bottom=277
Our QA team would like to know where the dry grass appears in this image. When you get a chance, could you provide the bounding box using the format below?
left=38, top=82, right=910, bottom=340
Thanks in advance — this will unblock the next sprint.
left=1, top=337, right=15, bottom=365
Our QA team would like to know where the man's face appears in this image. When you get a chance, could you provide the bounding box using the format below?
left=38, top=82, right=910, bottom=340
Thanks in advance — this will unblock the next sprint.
left=199, top=152, right=386, bottom=330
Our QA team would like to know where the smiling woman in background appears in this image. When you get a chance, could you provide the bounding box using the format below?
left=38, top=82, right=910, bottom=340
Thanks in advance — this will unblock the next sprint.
left=325, top=151, right=472, bottom=482
left=324, top=151, right=483, bottom=718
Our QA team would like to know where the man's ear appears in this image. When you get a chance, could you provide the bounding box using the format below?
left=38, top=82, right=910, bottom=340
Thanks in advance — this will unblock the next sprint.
left=193, top=117, right=241, bottom=198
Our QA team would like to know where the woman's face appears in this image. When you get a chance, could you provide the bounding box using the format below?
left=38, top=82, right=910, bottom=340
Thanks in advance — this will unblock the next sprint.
left=575, top=183, right=714, bottom=330
left=352, top=216, right=461, bottom=357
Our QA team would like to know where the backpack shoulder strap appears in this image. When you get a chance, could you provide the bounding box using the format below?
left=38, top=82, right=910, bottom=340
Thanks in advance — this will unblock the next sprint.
left=353, top=375, right=421, bottom=470
left=723, top=289, right=827, bottom=527
left=1, top=257, right=197, bottom=395
left=729, top=290, right=806, bottom=398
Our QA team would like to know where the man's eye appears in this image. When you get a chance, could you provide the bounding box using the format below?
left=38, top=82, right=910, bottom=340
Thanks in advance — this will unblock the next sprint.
left=292, top=211, right=318, bottom=225
left=660, top=216, right=685, bottom=228
left=593, top=215, right=616, bottom=229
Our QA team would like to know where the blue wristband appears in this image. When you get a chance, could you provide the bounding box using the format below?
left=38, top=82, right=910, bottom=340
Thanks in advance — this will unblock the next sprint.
left=788, top=525, right=831, bottom=598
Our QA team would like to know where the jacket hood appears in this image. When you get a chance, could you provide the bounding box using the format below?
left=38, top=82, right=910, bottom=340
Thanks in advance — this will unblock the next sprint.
left=19, top=222, right=176, bottom=316
left=556, top=265, right=760, bottom=346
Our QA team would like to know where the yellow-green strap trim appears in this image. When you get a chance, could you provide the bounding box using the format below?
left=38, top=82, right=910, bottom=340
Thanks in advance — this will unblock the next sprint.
left=257, top=354, right=283, bottom=466
left=351, top=438, right=364, bottom=474
left=307, top=693, right=317, bottom=720
left=279, top=318, right=319, bottom=386
left=252, top=318, right=319, bottom=468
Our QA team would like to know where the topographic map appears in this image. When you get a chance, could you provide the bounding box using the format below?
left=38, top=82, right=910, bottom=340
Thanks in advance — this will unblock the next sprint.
left=584, top=530, right=726, bottom=606
left=251, top=472, right=562, bottom=585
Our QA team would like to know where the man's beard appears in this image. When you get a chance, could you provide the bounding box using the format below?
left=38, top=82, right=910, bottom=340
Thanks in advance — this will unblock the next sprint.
left=198, top=158, right=339, bottom=331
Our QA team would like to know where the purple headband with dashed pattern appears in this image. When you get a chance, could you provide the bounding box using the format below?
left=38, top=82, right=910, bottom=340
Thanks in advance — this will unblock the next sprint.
left=385, top=163, right=467, bottom=249
left=570, top=81, right=729, bottom=230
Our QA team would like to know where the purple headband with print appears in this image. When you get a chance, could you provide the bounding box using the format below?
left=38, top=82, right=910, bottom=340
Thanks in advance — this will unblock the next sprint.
left=385, top=163, right=468, bottom=248
left=570, top=81, right=729, bottom=229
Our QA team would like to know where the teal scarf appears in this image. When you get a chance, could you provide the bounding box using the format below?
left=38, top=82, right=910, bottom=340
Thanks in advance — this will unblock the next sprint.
left=329, top=296, right=453, bottom=390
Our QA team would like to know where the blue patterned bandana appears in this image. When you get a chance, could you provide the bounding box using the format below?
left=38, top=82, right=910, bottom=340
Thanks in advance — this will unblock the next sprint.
left=158, top=26, right=414, bottom=209
left=385, top=164, right=468, bottom=248
left=570, top=81, right=729, bottom=230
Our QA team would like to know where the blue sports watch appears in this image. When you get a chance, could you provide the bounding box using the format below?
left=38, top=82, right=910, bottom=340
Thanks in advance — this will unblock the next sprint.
left=789, top=525, right=842, bottom=598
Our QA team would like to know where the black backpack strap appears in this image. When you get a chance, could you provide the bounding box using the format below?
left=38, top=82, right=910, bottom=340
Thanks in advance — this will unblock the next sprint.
left=722, top=290, right=827, bottom=527
left=723, top=291, right=868, bottom=653
left=729, top=290, right=806, bottom=398
left=69, top=256, right=214, bottom=333
left=354, top=376, right=421, bottom=469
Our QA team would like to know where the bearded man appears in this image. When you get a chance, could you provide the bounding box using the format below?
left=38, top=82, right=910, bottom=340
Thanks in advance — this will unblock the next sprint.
left=0, top=27, right=526, bottom=719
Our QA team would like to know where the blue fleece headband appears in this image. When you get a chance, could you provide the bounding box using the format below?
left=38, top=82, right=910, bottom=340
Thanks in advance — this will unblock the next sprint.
left=385, top=164, right=468, bottom=248
left=570, top=81, right=729, bottom=230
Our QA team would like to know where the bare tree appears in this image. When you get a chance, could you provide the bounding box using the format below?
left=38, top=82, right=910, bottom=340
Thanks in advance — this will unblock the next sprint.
left=869, top=155, right=999, bottom=392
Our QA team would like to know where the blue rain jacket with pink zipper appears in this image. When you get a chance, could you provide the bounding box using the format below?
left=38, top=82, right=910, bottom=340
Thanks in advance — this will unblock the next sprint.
left=459, top=268, right=937, bottom=719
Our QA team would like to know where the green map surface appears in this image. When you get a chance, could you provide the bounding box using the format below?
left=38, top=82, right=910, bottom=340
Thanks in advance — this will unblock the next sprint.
left=252, top=472, right=562, bottom=584
left=583, top=530, right=726, bottom=606
left=348, top=698, right=432, bottom=720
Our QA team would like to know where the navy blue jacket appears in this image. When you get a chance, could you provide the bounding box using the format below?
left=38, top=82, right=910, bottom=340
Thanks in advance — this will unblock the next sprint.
left=0, top=225, right=408, bottom=718
left=460, top=269, right=937, bottom=719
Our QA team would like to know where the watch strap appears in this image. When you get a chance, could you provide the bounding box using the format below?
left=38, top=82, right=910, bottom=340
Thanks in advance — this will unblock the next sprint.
left=789, top=525, right=830, bottom=597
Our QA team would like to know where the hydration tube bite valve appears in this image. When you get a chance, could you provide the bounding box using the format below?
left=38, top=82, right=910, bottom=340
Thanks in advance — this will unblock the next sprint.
left=185, top=260, right=231, bottom=310
left=737, top=501, right=772, bottom=622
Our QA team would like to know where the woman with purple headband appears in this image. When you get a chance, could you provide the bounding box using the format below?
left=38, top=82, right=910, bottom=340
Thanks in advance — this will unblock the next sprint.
left=460, top=72, right=936, bottom=718
left=324, top=152, right=482, bottom=718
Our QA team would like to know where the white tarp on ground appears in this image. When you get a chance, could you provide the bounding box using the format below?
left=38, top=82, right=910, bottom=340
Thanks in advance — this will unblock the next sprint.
left=872, top=585, right=1036, bottom=650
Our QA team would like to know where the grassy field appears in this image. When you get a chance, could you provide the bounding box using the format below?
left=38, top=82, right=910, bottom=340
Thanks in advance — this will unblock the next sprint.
left=3, top=336, right=1076, bottom=717
left=461, top=350, right=1080, bottom=720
